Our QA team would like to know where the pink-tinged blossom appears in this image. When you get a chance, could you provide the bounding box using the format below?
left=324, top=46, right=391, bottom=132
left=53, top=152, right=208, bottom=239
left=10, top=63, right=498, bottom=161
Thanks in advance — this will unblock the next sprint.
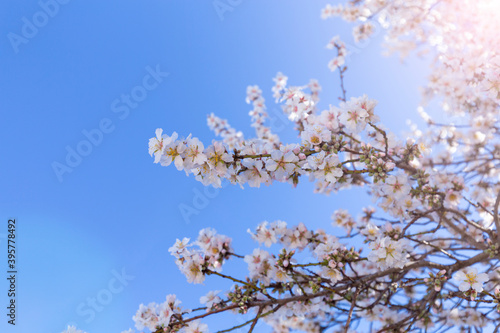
left=313, top=235, right=340, bottom=259
left=272, top=72, right=288, bottom=102
left=319, top=106, right=340, bottom=131
left=205, top=141, right=233, bottom=175
left=281, top=88, right=314, bottom=122
left=282, top=223, right=311, bottom=250
left=339, top=102, right=369, bottom=133
left=328, top=56, right=345, bottom=72
left=168, top=237, right=190, bottom=258
left=244, top=248, right=275, bottom=283
left=133, top=303, right=159, bottom=331
left=181, top=253, right=206, bottom=284
left=157, top=294, right=183, bottom=327
left=206, top=113, right=244, bottom=150
left=382, top=173, right=411, bottom=200
left=320, top=266, right=342, bottom=283
left=200, top=290, right=222, bottom=312
left=368, top=237, right=411, bottom=270
left=353, top=22, right=375, bottom=42
left=248, top=221, right=278, bottom=247
left=196, top=228, right=232, bottom=268
left=306, top=150, right=326, bottom=170
left=265, top=150, right=299, bottom=180
left=194, top=163, right=223, bottom=188
left=326, top=36, right=347, bottom=73
left=246, top=85, right=262, bottom=103
left=331, top=209, right=356, bottom=235
left=184, top=137, right=207, bottom=169
left=183, top=319, right=209, bottom=333
left=301, top=124, right=332, bottom=146
left=313, top=154, right=343, bottom=183
left=148, top=128, right=175, bottom=164
left=241, top=159, right=271, bottom=188
left=444, top=308, right=487, bottom=327
left=161, top=137, right=186, bottom=171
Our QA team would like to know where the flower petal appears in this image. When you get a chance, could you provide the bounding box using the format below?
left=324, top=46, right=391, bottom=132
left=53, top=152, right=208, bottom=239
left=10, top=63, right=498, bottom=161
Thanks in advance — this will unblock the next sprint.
left=459, top=282, right=470, bottom=292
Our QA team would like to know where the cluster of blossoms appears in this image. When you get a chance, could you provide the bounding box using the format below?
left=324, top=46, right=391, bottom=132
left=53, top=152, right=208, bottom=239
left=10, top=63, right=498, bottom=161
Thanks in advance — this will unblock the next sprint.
left=168, top=228, right=233, bottom=284
left=149, top=87, right=412, bottom=197
left=323, top=0, right=500, bottom=203
left=119, top=210, right=498, bottom=333
left=442, top=308, right=488, bottom=328
left=280, top=86, right=316, bottom=123
left=331, top=209, right=356, bottom=235
left=326, top=36, right=347, bottom=72
left=132, top=295, right=186, bottom=332
left=57, top=1, right=500, bottom=333
left=246, top=85, right=280, bottom=144
left=367, top=236, right=411, bottom=270
left=140, top=1, right=500, bottom=331
left=141, top=7, right=500, bottom=329
left=206, top=113, right=244, bottom=150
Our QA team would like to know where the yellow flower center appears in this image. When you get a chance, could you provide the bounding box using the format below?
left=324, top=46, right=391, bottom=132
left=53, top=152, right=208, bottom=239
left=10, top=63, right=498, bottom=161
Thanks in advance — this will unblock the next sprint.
left=385, top=245, right=395, bottom=257
left=166, top=147, right=178, bottom=158
left=465, top=272, right=477, bottom=284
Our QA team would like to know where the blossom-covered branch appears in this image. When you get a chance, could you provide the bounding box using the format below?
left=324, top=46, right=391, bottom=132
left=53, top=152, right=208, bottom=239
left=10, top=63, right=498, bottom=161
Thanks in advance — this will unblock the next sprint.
left=66, top=0, right=500, bottom=332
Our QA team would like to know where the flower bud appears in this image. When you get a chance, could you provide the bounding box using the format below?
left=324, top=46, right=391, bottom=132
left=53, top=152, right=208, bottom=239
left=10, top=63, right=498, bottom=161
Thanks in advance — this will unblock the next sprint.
left=386, top=162, right=395, bottom=170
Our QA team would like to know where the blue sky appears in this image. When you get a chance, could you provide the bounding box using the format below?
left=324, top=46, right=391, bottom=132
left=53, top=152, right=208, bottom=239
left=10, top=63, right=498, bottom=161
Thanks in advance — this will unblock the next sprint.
left=0, top=1, right=430, bottom=332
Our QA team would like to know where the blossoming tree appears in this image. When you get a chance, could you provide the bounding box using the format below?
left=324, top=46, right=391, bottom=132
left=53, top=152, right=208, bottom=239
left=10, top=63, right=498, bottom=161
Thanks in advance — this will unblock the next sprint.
left=66, top=0, right=500, bottom=332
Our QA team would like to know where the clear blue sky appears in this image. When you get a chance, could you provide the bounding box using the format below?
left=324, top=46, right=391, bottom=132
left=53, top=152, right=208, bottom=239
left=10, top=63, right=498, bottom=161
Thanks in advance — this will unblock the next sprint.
left=0, top=1, right=430, bottom=332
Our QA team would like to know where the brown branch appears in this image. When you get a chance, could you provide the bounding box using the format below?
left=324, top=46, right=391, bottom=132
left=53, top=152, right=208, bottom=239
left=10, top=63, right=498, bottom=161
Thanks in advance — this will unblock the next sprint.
left=344, top=288, right=360, bottom=333
left=247, top=306, right=263, bottom=333
left=494, top=188, right=500, bottom=244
